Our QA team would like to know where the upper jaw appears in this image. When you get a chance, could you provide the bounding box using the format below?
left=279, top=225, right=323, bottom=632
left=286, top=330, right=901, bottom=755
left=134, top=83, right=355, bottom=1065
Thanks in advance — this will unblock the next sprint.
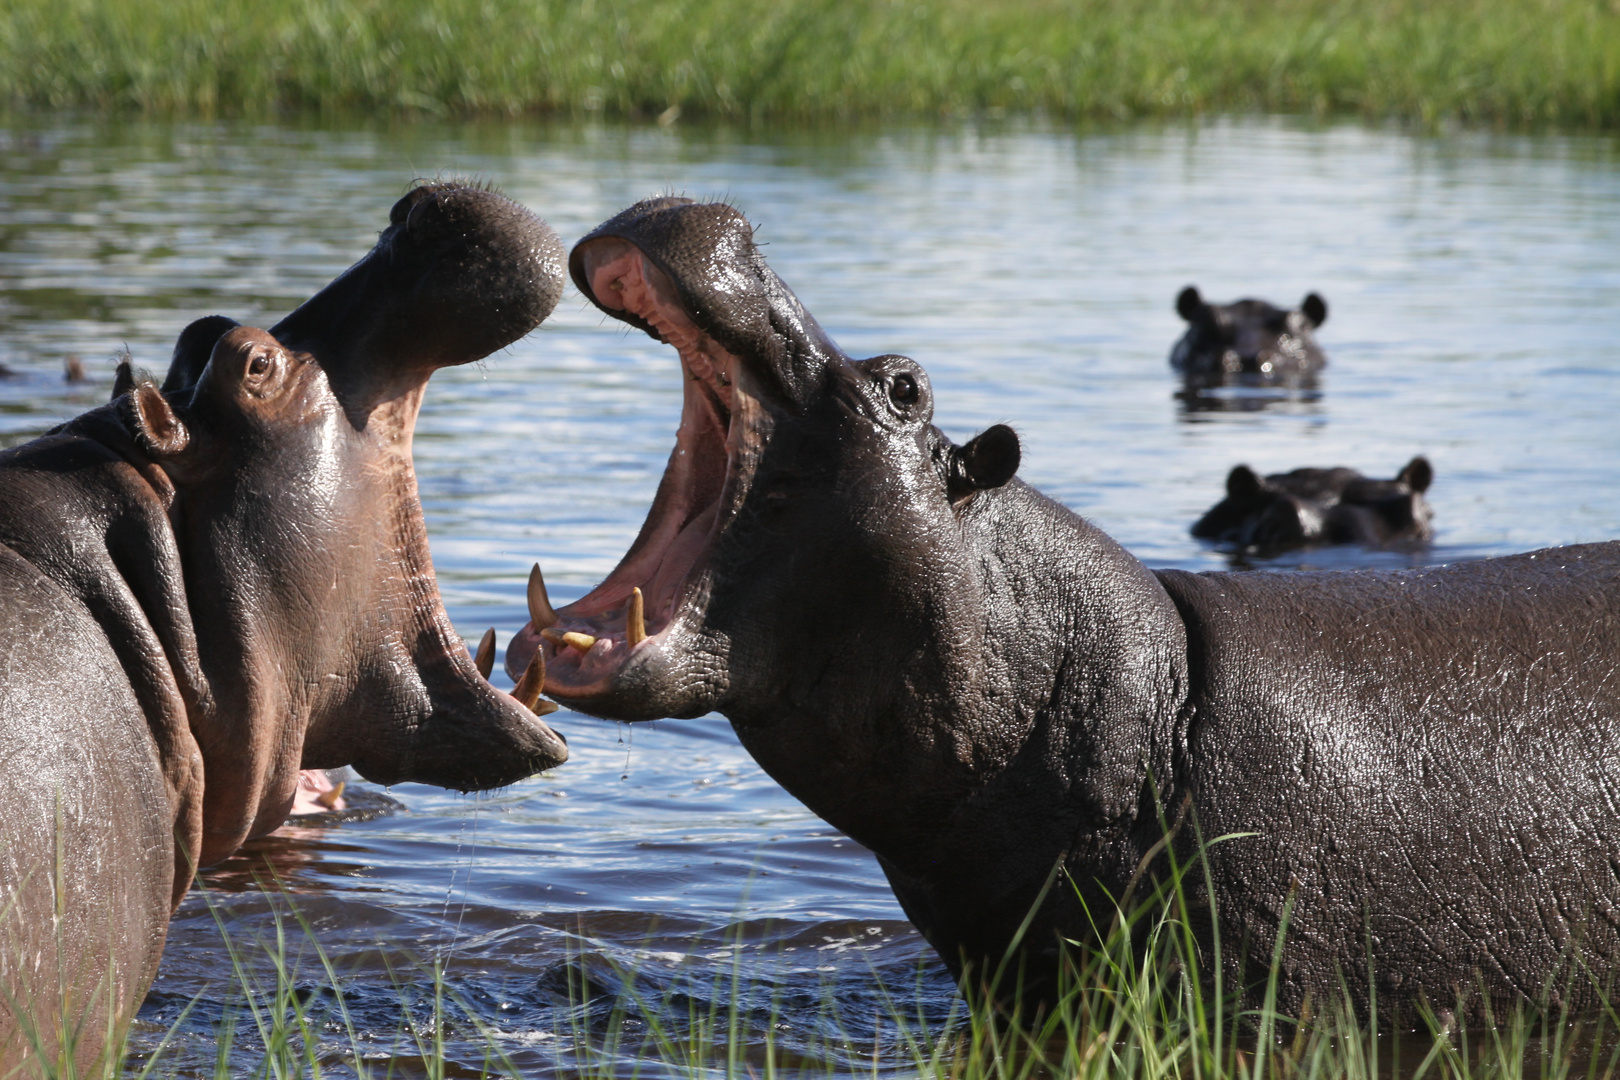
left=270, top=182, right=566, bottom=410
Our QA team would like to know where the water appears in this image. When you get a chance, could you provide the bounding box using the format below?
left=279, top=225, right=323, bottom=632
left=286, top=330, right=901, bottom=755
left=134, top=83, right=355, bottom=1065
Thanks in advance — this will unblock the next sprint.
left=2, top=113, right=1619, bottom=1074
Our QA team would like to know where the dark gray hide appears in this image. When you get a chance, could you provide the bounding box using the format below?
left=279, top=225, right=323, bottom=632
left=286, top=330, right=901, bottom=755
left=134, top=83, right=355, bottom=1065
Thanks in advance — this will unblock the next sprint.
left=0, top=183, right=569, bottom=1071
left=1191, top=456, right=1434, bottom=554
left=1171, top=286, right=1327, bottom=383
left=514, top=197, right=1620, bottom=1024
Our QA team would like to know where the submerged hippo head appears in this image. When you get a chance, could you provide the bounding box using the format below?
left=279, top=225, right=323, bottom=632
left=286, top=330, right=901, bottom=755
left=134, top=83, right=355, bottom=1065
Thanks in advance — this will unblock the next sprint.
left=119, top=182, right=570, bottom=862
left=1191, top=456, right=1434, bottom=553
left=1170, top=285, right=1328, bottom=382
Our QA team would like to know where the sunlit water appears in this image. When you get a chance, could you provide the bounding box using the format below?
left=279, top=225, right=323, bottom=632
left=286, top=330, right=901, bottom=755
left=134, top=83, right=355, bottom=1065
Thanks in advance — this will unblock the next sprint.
left=2, top=113, right=1618, bottom=1075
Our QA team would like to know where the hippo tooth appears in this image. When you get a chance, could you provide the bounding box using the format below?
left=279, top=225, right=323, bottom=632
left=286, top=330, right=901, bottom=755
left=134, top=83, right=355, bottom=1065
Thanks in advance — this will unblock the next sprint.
left=538, top=626, right=597, bottom=654
left=473, top=627, right=497, bottom=680
left=513, top=649, right=547, bottom=710
left=561, top=631, right=597, bottom=654
left=527, top=563, right=560, bottom=631
left=314, top=780, right=346, bottom=810
left=628, top=587, right=646, bottom=647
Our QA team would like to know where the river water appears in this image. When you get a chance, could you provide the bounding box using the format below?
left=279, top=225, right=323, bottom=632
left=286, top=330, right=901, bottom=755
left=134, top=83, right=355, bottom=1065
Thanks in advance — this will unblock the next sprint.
left=2, top=113, right=1618, bottom=1075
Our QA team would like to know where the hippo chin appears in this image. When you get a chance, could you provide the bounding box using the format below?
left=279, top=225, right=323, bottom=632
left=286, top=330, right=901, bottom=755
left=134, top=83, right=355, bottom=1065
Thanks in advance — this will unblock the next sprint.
left=1192, top=456, right=1434, bottom=554
left=0, top=183, right=569, bottom=1070
left=1171, top=285, right=1327, bottom=384
left=509, top=196, right=1620, bottom=1023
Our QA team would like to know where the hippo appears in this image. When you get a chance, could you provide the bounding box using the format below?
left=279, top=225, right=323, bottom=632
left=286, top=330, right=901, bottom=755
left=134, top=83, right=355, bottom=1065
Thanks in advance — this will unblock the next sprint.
left=1171, top=285, right=1327, bottom=383
left=1191, top=456, right=1434, bottom=554
left=507, top=197, right=1620, bottom=1023
left=0, top=182, right=570, bottom=1071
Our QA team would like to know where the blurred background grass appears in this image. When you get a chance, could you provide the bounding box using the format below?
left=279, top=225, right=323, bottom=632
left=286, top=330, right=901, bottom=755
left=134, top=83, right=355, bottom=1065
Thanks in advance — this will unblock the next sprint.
left=2, top=0, right=1617, bottom=127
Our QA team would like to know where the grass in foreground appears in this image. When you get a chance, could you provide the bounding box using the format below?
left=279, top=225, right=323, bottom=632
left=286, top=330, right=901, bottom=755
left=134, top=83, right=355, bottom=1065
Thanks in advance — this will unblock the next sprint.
left=18, top=847, right=1620, bottom=1080
left=2, top=0, right=1619, bottom=129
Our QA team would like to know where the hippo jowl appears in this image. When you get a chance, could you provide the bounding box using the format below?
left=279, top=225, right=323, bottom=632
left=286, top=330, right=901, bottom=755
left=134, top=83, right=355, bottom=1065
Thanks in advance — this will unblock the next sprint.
left=509, top=197, right=1620, bottom=1021
left=0, top=183, right=569, bottom=1070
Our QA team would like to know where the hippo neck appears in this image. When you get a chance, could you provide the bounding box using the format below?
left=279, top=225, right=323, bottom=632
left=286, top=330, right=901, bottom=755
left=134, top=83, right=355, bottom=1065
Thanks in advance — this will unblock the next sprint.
left=728, top=476, right=1190, bottom=912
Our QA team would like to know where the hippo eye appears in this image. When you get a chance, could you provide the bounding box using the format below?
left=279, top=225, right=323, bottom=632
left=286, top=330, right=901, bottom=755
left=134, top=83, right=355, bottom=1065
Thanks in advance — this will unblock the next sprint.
left=248, top=352, right=272, bottom=377
left=889, top=373, right=919, bottom=406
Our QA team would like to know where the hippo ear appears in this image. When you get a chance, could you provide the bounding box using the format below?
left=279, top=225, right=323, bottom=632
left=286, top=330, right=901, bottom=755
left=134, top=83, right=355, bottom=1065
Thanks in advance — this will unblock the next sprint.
left=1398, top=455, right=1433, bottom=493
left=131, top=382, right=191, bottom=457
left=1226, top=465, right=1262, bottom=501
left=162, top=315, right=240, bottom=394
left=1176, top=286, right=1205, bottom=322
left=111, top=360, right=137, bottom=400
left=948, top=424, right=1020, bottom=502
left=1301, top=293, right=1328, bottom=328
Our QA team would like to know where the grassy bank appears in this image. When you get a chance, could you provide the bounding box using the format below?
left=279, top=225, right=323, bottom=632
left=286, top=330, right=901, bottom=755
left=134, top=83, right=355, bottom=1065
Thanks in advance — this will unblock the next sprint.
left=25, top=853, right=1620, bottom=1078
left=1, top=0, right=1618, bottom=128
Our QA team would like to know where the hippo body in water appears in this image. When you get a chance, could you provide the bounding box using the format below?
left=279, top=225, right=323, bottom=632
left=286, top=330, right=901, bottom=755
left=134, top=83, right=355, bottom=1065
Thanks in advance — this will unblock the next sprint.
left=0, top=183, right=569, bottom=1070
left=507, top=197, right=1620, bottom=1022
left=1171, top=286, right=1328, bottom=383
left=1192, top=456, right=1434, bottom=554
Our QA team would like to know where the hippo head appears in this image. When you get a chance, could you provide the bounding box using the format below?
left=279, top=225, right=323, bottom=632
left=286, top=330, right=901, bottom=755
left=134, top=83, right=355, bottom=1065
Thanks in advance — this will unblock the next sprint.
left=128, top=182, right=569, bottom=863
left=1170, top=285, right=1328, bottom=380
left=506, top=198, right=1018, bottom=739
left=1192, top=456, right=1434, bottom=553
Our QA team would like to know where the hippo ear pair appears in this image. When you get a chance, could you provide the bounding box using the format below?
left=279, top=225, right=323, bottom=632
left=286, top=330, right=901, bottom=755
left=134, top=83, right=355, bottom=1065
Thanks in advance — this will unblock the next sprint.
left=947, top=424, right=1021, bottom=503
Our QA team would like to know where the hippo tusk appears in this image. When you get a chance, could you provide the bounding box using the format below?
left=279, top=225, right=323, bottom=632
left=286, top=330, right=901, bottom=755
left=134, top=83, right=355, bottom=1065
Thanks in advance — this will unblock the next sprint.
left=528, top=564, right=560, bottom=631
left=473, top=627, right=497, bottom=680
left=512, top=649, right=558, bottom=715
left=314, top=780, right=346, bottom=810
left=540, top=627, right=597, bottom=654
left=628, top=587, right=646, bottom=647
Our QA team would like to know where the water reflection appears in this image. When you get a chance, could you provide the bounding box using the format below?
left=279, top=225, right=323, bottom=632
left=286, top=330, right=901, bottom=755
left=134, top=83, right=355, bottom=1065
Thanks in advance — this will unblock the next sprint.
left=3, top=111, right=1619, bottom=1074
left=1175, top=375, right=1324, bottom=415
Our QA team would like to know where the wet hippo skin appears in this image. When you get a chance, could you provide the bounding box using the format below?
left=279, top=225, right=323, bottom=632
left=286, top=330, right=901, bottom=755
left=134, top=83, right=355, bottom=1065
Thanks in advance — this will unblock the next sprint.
left=505, top=196, right=1620, bottom=1023
left=0, top=183, right=570, bottom=1070
left=1192, top=456, right=1434, bottom=554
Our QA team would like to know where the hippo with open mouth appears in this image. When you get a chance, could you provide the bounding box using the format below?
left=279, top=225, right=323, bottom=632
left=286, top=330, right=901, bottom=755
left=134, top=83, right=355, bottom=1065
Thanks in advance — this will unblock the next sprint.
left=0, top=182, right=568, bottom=1070
left=508, top=197, right=1620, bottom=1022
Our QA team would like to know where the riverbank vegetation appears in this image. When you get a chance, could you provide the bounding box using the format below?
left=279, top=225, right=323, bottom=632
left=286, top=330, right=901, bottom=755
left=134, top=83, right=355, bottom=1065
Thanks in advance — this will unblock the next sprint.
left=2, top=0, right=1618, bottom=129
left=29, top=873, right=1620, bottom=1078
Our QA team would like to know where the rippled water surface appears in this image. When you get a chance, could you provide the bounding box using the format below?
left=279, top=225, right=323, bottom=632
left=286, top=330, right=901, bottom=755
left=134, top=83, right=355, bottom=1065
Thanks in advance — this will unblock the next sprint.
left=2, top=113, right=1619, bottom=1075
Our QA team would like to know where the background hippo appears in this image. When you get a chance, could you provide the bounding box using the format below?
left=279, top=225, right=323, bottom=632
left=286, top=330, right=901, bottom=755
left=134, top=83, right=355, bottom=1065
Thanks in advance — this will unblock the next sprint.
left=0, top=183, right=569, bottom=1071
left=1171, top=285, right=1328, bottom=382
left=508, top=197, right=1620, bottom=1023
left=1192, top=456, right=1434, bottom=553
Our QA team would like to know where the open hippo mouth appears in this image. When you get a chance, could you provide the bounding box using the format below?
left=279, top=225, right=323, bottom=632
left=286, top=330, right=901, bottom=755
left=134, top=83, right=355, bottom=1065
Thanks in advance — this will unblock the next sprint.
left=505, top=198, right=828, bottom=718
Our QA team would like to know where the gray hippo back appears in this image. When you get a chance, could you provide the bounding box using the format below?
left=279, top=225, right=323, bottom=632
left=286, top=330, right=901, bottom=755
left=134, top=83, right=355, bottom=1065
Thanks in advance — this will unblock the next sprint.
left=1157, top=548, right=1620, bottom=1017
left=1171, top=286, right=1327, bottom=381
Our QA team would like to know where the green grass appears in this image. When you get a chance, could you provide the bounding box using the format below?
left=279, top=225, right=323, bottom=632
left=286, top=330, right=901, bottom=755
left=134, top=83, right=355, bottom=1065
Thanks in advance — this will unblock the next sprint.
left=18, top=849, right=1620, bottom=1079
left=1, top=0, right=1619, bottom=128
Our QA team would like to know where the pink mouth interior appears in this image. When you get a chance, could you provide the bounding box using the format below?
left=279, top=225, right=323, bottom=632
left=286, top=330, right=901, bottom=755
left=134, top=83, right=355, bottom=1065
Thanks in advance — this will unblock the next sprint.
left=510, top=239, right=747, bottom=693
